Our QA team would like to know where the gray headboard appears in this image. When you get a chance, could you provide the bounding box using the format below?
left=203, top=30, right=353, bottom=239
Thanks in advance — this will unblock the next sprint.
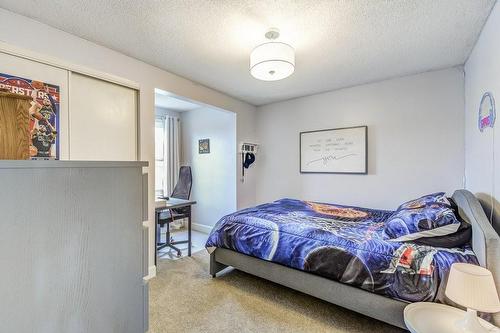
left=452, top=189, right=500, bottom=325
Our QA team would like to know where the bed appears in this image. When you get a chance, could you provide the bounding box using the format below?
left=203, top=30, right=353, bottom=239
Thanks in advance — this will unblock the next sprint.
left=206, top=190, right=500, bottom=329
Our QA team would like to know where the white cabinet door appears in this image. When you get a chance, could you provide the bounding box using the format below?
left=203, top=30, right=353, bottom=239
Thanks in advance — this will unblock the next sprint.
left=69, top=73, right=137, bottom=161
left=0, top=52, right=70, bottom=159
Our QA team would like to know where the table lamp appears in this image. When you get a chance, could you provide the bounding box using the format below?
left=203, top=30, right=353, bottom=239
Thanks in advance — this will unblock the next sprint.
left=445, top=263, right=500, bottom=332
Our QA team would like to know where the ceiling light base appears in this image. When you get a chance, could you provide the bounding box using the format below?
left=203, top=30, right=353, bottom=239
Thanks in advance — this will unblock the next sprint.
left=264, top=28, right=280, bottom=40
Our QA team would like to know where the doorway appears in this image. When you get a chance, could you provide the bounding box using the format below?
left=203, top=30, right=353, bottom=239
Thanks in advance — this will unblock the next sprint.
left=154, top=88, right=237, bottom=259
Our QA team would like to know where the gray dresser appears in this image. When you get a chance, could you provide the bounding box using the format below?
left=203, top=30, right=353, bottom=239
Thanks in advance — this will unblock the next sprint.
left=0, top=161, right=149, bottom=333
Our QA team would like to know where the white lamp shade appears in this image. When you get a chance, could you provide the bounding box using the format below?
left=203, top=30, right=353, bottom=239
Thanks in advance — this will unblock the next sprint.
left=250, top=42, right=295, bottom=81
left=445, top=263, right=500, bottom=313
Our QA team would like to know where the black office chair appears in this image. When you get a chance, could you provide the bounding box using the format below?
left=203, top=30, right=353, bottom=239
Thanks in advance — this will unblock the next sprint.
left=170, top=166, right=192, bottom=206
left=158, top=166, right=192, bottom=256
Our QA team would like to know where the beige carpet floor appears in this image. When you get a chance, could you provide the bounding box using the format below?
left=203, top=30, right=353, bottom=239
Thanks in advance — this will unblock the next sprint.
left=149, top=252, right=406, bottom=333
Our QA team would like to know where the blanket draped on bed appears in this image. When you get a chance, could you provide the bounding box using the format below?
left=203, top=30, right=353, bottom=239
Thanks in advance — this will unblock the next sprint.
left=205, top=199, right=478, bottom=303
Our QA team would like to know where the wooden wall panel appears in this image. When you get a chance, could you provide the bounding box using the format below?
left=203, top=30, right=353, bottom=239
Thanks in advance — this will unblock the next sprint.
left=0, top=91, right=31, bottom=159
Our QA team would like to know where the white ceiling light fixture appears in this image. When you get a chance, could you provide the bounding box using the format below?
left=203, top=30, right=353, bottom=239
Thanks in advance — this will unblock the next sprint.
left=250, top=28, right=295, bottom=81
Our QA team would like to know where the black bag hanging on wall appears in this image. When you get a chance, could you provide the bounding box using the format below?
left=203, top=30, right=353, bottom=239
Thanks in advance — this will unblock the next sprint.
left=243, top=152, right=255, bottom=168
left=242, top=152, right=256, bottom=178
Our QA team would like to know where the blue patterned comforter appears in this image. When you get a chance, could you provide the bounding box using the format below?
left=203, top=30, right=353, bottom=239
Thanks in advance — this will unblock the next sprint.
left=205, top=199, right=478, bottom=303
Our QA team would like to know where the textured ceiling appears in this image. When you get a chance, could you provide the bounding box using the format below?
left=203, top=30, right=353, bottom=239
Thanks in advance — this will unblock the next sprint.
left=0, top=0, right=495, bottom=106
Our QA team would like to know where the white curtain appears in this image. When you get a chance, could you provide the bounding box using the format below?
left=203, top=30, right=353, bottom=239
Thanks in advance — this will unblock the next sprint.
left=163, top=116, right=181, bottom=196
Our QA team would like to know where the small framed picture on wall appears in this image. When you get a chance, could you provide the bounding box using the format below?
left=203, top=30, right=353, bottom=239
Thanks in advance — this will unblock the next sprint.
left=199, top=139, right=210, bottom=154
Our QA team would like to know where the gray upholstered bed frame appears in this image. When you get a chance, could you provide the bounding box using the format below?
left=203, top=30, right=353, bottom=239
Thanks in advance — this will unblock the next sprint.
left=209, top=190, right=500, bottom=329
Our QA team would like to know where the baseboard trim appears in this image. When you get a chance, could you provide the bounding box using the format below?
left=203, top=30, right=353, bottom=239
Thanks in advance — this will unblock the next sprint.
left=192, top=223, right=213, bottom=234
left=144, top=265, right=156, bottom=280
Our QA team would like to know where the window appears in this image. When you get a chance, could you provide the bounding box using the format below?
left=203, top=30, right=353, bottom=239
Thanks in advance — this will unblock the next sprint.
left=155, top=117, right=166, bottom=198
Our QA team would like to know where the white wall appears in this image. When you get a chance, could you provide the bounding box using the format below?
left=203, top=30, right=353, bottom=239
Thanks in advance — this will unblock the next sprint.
left=181, top=107, right=237, bottom=231
left=0, top=9, right=257, bottom=276
left=256, top=68, right=465, bottom=210
left=155, top=107, right=180, bottom=119
left=464, top=1, right=500, bottom=233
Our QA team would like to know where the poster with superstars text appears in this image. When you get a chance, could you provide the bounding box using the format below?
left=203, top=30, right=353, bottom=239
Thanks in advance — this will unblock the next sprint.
left=0, top=72, right=59, bottom=159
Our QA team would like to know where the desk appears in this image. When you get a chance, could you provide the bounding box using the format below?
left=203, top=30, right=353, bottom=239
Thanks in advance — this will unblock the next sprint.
left=155, top=198, right=196, bottom=265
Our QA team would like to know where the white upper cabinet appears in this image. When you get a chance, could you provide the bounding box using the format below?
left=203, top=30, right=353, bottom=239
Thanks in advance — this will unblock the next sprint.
left=69, top=73, right=138, bottom=161
left=0, top=50, right=138, bottom=161
left=0, top=52, right=70, bottom=159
